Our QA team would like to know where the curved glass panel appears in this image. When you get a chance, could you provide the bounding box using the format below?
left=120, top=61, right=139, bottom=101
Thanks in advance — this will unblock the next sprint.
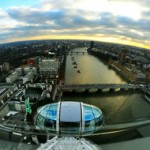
left=36, top=114, right=45, bottom=129
left=60, top=122, right=80, bottom=134
left=40, top=106, right=50, bottom=117
left=46, top=104, right=57, bottom=120
left=92, top=107, right=102, bottom=118
left=45, top=119, right=56, bottom=131
left=36, top=103, right=58, bottom=132
left=92, top=107, right=103, bottom=129
left=38, top=104, right=58, bottom=120
left=83, top=105, right=95, bottom=121
left=83, top=104, right=95, bottom=132
left=83, top=104, right=104, bottom=133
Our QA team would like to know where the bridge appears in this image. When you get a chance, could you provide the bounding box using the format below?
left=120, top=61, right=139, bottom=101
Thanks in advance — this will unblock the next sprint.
left=60, top=84, right=142, bottom=92
left=66, top=51, right=88, bottom=55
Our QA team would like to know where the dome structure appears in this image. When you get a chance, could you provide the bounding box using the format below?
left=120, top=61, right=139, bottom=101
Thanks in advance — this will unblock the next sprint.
left=35, top=101, right=104, bottom=135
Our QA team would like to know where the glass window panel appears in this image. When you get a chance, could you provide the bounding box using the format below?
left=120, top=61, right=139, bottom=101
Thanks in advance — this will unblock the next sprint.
left=46, top=104, right=57, bottom=120
left=92, top=107, right=101, bottom=118
left=83, top=105, right=94, bottom=121
left=38, top=104, right=58, bottom=120
left=95, top=116, right=103, bottom=126
left=45, top=119, right=56, bottom=131
left=84, top=120, right=95, bottom=132
left=83, top=105, right=95, bottom=132
left=40, top=106, right=50, bottom=117
left=60, top=122, right=80, bottom=134
left=36, top=114, right=45, bottom=129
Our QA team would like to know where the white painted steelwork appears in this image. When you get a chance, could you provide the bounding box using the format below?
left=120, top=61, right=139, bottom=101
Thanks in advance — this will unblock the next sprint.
left=37, top=136, right=102, bottom=150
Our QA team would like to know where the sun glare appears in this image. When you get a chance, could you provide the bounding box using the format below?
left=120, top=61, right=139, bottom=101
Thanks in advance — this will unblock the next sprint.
left=75, top=0, right=142, bottom=20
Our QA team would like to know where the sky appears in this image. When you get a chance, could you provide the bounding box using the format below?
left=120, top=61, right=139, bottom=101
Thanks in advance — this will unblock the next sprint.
left=0, top=0, right=150, bottom=49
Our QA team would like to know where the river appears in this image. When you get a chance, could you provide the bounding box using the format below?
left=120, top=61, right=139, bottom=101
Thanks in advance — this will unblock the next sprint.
left=65, top=47, right=126, bottom=85
left=64, top=47, right=150, bottom=124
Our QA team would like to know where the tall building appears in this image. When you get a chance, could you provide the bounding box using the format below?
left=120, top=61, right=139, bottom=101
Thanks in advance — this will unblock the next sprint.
left=39, top=58, right=59, bottom=78
left=119, top=49, right=127, bottom=64
left=90, top=41, right=94, bottom=48
left=146, top=68, right=150, bottom=81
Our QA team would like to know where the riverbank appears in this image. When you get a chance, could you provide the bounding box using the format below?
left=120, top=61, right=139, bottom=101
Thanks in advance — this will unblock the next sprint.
left=109, top=59, right=136, bottom=83
left=88, top=48, right=136, bottom=83
left=58, top=55, right=66, bottom=83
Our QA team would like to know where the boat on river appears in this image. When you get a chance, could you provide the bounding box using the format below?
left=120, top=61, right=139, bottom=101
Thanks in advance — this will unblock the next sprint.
left=72, top=61, right=77, bottom=65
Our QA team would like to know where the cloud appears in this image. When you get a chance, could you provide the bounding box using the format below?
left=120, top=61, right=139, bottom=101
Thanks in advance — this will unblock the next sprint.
left=7, top=7, right=65, bottom=24
left=0, top=9, right=8, bottom=18
left=0, top=0, right=149, bottom=48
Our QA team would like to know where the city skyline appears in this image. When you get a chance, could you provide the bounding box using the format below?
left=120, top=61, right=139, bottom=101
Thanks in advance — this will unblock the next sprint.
left=0, top=0, right=150, bottom=49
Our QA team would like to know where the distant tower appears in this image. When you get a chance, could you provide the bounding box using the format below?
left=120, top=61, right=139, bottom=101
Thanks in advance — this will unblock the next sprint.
left=146, top=68, right=150, bottom=81
left=90, top=41, right=94, bottom=48
left=119, top=48, right=127, bottom=65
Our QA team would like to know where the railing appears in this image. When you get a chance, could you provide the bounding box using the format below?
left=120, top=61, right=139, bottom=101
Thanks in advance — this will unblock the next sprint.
left=67, top=52, right=88, bottom=55
left=60, top=84, right=143, bottom=90
left=0, top=117, right=150, bottom=137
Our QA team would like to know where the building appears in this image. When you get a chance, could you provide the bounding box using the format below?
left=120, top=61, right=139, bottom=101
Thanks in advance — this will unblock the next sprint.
left=136, top=71, right=146, bottom=81
left=143, top=64, right=150, bottom=81
left=6, top=72, right=18, bottom=83
left=0, top=88, right=11, bottom=106
left=146, top=68, right=150, bottom=81
left=39, top=58, right=59, bottom=78
left=2, top=62, right=10, bottom=72
left=6, top=67, right=37, bottom=84
left=26, top=58, right=36, bottom=65
left=48, top=52, right=56, bottom=58
left=119, top=49, right=127, bottom=64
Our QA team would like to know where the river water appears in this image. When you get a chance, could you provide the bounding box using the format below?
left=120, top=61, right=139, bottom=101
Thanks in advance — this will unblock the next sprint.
left=65, top=47, right=126, bottom=85
left=64, top=47, right=150, bottom=124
